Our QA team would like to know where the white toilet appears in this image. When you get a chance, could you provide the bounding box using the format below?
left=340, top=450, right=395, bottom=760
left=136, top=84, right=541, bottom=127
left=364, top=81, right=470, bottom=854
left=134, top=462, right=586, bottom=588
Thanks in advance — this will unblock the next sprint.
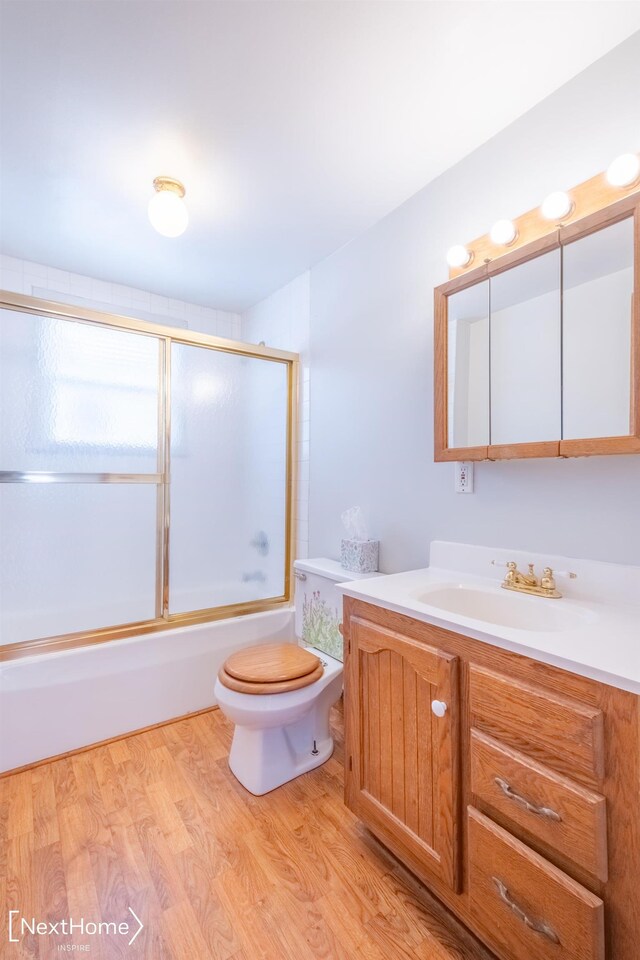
left=214, top=558, right=376, bottom=795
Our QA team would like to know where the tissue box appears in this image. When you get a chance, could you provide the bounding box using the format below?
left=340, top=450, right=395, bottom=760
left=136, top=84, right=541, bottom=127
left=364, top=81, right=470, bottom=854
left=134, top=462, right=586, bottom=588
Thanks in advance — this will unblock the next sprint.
left=341, top=538, right=379, bottom=573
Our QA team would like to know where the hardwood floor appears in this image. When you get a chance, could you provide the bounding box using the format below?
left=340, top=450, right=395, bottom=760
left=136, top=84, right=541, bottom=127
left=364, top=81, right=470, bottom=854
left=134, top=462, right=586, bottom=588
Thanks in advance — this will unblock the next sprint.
left=0, top=704, right=492, bottom=960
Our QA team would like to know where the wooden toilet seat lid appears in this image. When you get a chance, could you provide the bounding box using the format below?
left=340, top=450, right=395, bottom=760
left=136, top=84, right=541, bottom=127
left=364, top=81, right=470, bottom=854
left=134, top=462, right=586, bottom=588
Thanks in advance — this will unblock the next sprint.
left=223, top=642, right=321, bottom=684
left=218, top=662, right=324, bottom=695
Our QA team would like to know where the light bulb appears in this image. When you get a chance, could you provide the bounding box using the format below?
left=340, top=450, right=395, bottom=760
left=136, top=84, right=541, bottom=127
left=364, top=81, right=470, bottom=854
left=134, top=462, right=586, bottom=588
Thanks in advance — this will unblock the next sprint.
left=540, top=191, right=574, bottom=221
left=446, top=245, right=473, bottom=268
left=490, top=219, right=518, bottom=246
left=606, top=153, right=640, bottom=188
left=148, top=177, right=188, bottom=237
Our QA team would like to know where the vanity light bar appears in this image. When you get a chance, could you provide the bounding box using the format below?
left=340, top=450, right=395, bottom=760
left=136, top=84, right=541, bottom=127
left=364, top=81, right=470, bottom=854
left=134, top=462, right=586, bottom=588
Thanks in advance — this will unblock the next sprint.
left=445, top=150, right=640, bottom=271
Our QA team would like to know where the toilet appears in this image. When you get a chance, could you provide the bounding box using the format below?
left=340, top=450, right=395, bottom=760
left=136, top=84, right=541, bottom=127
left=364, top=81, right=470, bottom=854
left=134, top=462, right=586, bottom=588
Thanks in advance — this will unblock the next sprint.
left=214, top=558, right=377, bottom=795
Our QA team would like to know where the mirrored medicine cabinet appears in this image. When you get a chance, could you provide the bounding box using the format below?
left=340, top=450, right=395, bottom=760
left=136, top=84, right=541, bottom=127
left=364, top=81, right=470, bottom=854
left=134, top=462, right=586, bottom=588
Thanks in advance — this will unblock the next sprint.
left=434, top=194, right=639, bottom=460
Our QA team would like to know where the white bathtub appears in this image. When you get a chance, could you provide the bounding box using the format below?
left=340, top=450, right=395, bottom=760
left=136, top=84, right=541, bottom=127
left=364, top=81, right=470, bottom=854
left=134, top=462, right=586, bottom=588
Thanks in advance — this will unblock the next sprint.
left=0, top=607, right=294, bottom=773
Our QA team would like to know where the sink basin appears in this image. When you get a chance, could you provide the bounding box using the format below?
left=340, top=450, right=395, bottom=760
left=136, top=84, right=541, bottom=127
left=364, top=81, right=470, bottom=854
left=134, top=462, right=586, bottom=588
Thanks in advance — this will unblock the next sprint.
left=415, top=584, right=591, bottom=632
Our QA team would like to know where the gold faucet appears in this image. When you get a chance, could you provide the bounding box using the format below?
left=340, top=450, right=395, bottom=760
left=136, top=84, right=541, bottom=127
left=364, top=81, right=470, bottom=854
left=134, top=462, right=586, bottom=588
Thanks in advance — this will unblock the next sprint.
left=505, top=561, right=538, bottom=588
left=495, top=561, right=576, bottom=599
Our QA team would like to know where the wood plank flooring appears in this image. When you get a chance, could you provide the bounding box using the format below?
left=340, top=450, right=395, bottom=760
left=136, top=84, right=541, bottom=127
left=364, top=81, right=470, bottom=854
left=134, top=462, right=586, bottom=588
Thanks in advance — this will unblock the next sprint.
left=0, top=704, right=492, bottom=959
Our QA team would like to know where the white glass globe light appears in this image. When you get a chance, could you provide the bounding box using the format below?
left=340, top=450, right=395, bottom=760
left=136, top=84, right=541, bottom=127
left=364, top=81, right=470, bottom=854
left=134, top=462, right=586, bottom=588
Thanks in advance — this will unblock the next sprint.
left=446, top=245, right=473, bottom=268
left=148, top=178, right=188, bottom=237
left=490, top=219, right=518, bottom=246
left=541, top=191, right=574, bottom=221
left=606, top=153, right=640, bottom=188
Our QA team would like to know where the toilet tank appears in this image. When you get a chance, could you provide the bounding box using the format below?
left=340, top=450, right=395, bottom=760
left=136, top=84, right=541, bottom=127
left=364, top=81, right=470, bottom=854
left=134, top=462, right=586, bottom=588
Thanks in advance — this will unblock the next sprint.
left=294, top=558, right=380, bottom=662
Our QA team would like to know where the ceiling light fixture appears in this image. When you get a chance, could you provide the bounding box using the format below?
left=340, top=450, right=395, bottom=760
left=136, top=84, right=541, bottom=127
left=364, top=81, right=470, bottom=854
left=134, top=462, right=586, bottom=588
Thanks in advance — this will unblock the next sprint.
left=606, top=153, right=640, bottom=189
left=490, top=219, right=518, bottom=247
left=148, top=176, right=188, bottom=237
left=540, top=191, right=574, bottom=221
left=446, top=245, right=473, bottom=268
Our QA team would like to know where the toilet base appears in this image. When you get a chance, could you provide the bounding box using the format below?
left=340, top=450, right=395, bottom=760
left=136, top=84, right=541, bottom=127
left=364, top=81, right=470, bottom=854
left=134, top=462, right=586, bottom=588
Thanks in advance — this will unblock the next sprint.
left=227, top=695, right=337, bottom=795
left=217, top=647, right=344, bottom=795
left=229, top=726, right=334, bottom=795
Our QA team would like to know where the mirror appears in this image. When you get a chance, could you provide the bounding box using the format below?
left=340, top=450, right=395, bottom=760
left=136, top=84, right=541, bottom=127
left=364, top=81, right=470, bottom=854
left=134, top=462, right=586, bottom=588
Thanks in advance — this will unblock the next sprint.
left=447, top=281, right=489, bottom=448
left=563, top=217, right=634, bottom=440
left=434, top=198, right=639, bottom=461
left=490, top=250, right=561, bottom=446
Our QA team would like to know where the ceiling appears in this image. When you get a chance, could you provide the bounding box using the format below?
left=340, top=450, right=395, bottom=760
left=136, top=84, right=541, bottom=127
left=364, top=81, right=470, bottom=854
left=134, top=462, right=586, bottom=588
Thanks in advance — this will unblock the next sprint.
left=1, top=1, right=640, bottom=312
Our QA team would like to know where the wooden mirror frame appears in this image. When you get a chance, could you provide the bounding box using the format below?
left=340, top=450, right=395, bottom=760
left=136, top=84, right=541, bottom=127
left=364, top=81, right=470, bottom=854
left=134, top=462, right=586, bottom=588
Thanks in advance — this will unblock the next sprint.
left=434, top=192, right=640, bottom=462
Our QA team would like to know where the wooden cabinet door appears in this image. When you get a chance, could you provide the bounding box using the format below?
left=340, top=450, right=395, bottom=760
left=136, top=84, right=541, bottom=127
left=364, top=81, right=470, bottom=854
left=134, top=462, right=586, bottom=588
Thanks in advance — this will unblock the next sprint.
left=344, top=615, right=460, bottom=890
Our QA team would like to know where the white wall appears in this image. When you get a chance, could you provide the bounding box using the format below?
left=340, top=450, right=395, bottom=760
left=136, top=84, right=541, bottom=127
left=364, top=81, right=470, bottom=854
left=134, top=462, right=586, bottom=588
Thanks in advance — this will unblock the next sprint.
left=308, top=34, right=640, bottom=570
left=242, top=271, right=311, bottom=561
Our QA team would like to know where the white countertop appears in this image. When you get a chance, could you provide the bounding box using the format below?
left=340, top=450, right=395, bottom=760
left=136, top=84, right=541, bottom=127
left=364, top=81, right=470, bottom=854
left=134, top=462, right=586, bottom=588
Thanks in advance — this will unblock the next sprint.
left=335, top=541, right=640, bottom=695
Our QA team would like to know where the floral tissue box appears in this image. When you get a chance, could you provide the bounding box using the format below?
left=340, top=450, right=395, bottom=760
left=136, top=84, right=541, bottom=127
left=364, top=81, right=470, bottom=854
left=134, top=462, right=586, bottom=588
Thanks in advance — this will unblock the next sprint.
left=341, top=538, right=379, bottom=573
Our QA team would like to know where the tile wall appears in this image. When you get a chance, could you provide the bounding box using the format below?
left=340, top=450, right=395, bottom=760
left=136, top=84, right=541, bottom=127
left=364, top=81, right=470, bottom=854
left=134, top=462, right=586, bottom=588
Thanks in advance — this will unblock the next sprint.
left=0, top=254, right=242, bottom=339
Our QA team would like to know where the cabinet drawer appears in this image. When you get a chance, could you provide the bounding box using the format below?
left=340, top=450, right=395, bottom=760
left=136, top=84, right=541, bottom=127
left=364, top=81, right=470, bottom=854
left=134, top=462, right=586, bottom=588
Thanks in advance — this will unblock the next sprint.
left=469, top=665, right=604, bottom=785
left=470, top=730, right=607, bottom=881
left=468, top=807, right=604, bottom=960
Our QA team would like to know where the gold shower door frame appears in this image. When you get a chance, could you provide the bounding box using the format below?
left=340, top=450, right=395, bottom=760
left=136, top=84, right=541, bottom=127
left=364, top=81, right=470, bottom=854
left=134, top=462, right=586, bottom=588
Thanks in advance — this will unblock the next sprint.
left=0, top=291, right=298, bottom=661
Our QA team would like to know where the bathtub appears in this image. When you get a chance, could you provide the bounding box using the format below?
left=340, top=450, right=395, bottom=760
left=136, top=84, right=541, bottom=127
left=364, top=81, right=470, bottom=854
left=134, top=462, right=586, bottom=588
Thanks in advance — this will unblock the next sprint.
left=0, top=607, right=294, bottom=773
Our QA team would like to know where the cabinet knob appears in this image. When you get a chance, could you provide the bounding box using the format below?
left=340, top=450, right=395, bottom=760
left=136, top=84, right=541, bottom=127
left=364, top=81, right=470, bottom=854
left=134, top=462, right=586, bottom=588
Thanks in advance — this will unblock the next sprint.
left=431, top=700, right=447, bottom=718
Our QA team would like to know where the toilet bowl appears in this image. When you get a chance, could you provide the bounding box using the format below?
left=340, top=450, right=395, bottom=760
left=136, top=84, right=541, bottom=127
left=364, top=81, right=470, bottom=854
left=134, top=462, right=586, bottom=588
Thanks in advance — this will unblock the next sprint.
left=214, top=558, right=378, bottom=795
left=214, top=647, right=343, bottom=795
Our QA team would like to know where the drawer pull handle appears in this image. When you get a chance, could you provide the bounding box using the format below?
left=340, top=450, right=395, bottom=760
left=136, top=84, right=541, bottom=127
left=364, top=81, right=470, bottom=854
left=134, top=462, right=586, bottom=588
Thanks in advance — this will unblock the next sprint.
left=494, top=777, right=562, bottom=822
left=492, top=877, right=560, bottom=945
left=431, top=700, right=447, bottom=718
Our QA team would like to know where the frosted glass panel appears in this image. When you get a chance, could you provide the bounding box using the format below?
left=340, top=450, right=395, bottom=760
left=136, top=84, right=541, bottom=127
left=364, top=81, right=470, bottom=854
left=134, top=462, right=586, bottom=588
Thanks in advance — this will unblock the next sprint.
left=563, top=218, right=634, bottom=440
left=0, top=309, right=160, bottom=472
left=0, top=484, right=157, bottom=645
left=170, top=344, right=288, bottom=613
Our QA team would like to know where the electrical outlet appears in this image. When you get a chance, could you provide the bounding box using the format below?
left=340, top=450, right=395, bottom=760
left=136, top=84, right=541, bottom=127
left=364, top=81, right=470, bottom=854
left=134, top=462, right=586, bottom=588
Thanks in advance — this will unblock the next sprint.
left=455, top=461, right=474, bottom=493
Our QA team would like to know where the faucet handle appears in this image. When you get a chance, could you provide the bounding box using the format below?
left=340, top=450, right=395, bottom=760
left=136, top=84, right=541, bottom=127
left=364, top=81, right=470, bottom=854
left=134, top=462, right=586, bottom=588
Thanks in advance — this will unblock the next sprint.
left=552, top=569, right=578, bottom=580
left=490, top=559, right=511, bottom=568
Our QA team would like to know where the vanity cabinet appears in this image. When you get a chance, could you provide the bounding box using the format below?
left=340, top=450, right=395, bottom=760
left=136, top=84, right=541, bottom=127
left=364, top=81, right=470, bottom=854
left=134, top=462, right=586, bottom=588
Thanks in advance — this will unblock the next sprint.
left=343, top=598, right=640, bottom=960
left=344, top=616, right=460, bottom=890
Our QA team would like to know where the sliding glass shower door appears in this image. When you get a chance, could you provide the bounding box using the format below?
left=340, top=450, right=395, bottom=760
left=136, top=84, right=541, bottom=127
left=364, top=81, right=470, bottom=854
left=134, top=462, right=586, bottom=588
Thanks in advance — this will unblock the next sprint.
left=169, top=342, right=289, bottom=614
left=0, top=295, right=296, bottom=655
left=0, top=310, right=161, bottom=645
